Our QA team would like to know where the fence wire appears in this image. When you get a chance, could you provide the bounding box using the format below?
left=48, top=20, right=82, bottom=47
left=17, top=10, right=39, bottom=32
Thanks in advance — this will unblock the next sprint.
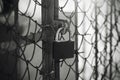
left=0, top=0, right=120, bottom=80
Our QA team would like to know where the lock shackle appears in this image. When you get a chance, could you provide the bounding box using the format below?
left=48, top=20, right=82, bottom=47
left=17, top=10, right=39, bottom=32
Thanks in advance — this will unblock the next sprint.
left=55, top=21, right=71, bottom=41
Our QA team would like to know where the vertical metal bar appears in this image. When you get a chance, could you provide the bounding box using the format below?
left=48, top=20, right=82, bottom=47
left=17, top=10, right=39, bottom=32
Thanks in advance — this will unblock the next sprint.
left=54, top=0, right=59, bottom=20
left=14, top=0, right=19, bottom=26
left=55, top=59, right=60, bottom=80
left=54, top=0, right=60, bottom=80
left=14, top=0, right=19, bottom=80
left=101, top=3, right=109, bottom=79
left=42, top=0, right=54, bottom=25
left=74, top=0, right=79, bottom=80
left=109, top=0, right=113, bottom=80
left=41, top=0, right=54, bottom=80
left=95, top=1, right=98, bottom=80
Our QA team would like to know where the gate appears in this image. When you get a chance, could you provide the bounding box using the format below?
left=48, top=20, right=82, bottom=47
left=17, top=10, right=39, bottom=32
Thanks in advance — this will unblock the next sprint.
left=0, top=0, right=120, bottom=80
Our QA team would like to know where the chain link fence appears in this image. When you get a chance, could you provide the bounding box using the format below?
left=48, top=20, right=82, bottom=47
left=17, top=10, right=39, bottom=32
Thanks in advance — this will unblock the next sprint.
left=0, top=0, right=120, bottom=80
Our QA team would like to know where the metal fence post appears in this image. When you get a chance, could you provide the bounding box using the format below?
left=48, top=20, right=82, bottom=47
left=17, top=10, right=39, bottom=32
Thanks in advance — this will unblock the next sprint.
left=54, top=0, right=60, bottom=80
left=41, top=0, right=55, bottom=80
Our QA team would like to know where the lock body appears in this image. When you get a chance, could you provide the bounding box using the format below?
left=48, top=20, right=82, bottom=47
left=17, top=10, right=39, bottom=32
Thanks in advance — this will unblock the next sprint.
left=53, top=41, right=74, bottom=59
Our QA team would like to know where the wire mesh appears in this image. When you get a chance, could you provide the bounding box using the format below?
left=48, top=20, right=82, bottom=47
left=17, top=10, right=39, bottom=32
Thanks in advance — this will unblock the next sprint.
left=0, top=0, right=120, bottom=80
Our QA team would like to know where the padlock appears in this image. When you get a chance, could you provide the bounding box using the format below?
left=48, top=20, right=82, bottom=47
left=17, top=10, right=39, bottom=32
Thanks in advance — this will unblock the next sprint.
left=53, top=25, right=74, bottom=59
